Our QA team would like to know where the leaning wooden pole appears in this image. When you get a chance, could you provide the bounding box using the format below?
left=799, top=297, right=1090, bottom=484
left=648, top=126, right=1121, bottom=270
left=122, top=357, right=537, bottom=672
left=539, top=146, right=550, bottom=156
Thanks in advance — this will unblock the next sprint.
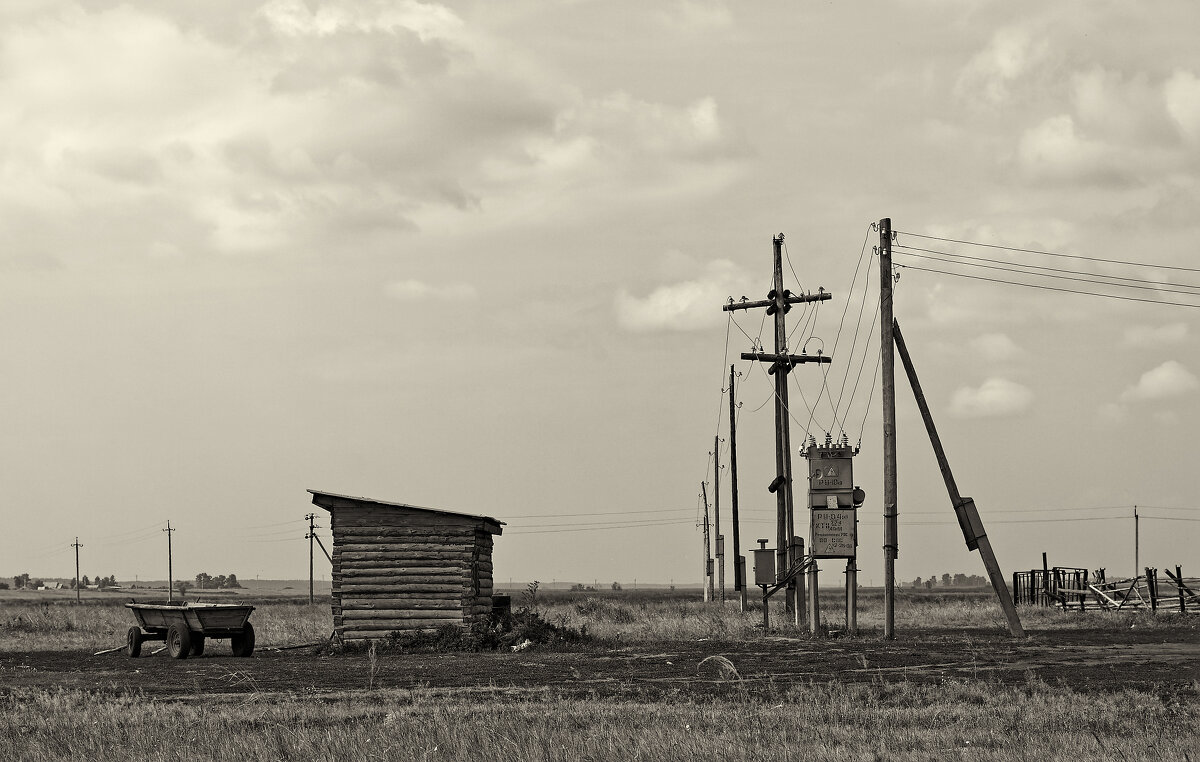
left=892, top=319, right=1026, bottom=637
left=729, top=365, right=746, bottom=611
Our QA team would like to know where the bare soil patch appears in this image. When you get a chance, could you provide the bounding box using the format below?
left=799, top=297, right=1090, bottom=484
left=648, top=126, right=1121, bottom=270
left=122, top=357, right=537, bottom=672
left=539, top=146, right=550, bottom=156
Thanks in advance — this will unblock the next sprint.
left=2, top=625, right=1195, bottom=701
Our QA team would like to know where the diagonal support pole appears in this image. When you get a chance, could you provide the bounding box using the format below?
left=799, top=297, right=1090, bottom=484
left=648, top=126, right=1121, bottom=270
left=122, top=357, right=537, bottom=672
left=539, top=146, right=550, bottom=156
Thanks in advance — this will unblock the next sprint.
left=892, top=319, right=1026, bottom=637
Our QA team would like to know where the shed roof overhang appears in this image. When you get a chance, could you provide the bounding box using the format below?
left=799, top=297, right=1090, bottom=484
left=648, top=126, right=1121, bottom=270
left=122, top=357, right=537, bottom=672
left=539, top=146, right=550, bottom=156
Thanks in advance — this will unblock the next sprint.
left=308, top=489, right=504, bottom=535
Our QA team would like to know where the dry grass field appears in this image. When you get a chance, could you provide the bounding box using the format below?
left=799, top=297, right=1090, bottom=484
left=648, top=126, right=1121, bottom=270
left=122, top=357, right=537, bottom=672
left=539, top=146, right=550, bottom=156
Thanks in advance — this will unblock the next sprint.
left=1, top=587, right=1197, bottom=761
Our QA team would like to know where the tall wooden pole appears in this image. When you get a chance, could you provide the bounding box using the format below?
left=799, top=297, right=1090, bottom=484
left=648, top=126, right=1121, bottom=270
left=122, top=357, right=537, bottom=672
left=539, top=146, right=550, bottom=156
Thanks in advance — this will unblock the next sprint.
left=771, top=235, right=802, bottom=622
left=1134, top=505, right=1139, bottom=578
left=878, top=218, right=898, bottom=639
left=307, top=513, right=316, bottom=605
left=72, top=537, right=82, bottom=603
left=729, top=365, right=746, bottom=611
left=163, top=521, right=175, bottom=602
left=893, top=319, right=1026, bottom=637
left=701, top=482, right=713, bottom=602
left=714, top=436, right=724, bottom=602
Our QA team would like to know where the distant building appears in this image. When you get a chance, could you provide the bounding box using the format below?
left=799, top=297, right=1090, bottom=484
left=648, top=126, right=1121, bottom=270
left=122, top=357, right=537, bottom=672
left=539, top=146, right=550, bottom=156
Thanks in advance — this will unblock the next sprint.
left=308, top=490, right=503, bottom=641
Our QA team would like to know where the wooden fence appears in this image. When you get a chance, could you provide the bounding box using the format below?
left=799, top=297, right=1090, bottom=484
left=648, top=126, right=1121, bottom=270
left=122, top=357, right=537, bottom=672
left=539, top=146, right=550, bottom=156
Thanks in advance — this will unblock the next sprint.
left=1013, top=565, right=1198, bottom=613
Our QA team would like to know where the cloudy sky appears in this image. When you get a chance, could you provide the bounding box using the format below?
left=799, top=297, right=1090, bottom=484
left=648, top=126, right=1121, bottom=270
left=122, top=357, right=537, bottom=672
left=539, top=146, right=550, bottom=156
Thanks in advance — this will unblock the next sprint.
left=3, top=0, right=1197, bottom=589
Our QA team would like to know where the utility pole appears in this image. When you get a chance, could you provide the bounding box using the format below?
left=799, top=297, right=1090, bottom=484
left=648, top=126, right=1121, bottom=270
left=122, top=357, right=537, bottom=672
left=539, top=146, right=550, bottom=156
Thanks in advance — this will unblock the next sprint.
left=729, top=365, right=746, bottom=611
left=714, top=436, right=724, bottom=603
left=72, top=537, right=83, bottom=603
left=306, top=513, right=317, bottom=605
left=163, top=521, right=175, bottom=602
left=724, top=233, right=832, bottom=624
left=878, top=217, right=898, bottom=640
left=1134, top=505, right=1139, bottom=578
left=701, top=482, right=713, bottom=602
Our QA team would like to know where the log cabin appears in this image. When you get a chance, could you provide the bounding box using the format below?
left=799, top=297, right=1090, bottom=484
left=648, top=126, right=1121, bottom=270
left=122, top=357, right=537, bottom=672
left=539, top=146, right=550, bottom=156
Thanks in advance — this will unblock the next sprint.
left=308, top=490, right=503, bottom=640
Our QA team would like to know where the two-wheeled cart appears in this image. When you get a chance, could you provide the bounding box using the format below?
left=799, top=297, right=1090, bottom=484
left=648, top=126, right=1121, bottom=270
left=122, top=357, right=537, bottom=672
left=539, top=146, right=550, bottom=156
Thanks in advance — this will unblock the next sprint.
left=125, top=601, right=256, bottom=659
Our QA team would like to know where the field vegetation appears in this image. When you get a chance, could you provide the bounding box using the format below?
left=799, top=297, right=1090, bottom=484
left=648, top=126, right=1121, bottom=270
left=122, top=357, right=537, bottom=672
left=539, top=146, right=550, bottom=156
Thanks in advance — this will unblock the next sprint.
left=1, top=587, right=1196, bottom=760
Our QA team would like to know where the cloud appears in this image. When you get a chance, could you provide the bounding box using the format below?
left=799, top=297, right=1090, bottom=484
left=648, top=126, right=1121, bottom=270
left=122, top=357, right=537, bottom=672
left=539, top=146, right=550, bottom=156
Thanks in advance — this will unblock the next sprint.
left=614, top=259, right=754, bottom=332
left=1164, top=69, right=1200, bottom=143
left=1121, top=323, right=1188, bottom=347
left=1120, top=360, right=1199, bottom=402
left=949, top=378, right=1033, bottom=419
left=1016, top=115, right=1124, bottom=184
left=969, top=333, right=1020, bottom=363
left=955, top=26, right=1048, bottom=106
left=385, top=279, right=477, bottom=301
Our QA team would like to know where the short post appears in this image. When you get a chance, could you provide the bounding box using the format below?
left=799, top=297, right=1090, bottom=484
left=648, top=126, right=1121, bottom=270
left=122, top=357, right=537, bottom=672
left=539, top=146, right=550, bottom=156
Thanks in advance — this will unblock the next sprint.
left=846, top=559, right=857, bottom=634
left=1146, top=567, right=1158, bottom=612
left=796, top=536, right=807, bottom=627
left=1178, top=565, right=1186, bottom=613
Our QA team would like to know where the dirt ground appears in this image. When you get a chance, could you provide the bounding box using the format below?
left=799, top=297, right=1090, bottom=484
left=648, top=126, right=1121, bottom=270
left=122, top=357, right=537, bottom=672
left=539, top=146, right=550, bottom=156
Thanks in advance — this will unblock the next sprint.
left=2, top=626, right=1196, bottom=701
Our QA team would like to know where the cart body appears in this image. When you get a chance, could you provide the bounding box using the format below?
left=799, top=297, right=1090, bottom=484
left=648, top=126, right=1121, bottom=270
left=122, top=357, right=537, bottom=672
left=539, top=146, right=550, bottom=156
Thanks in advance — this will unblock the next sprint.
left=125, top=601, right=256, bottom=659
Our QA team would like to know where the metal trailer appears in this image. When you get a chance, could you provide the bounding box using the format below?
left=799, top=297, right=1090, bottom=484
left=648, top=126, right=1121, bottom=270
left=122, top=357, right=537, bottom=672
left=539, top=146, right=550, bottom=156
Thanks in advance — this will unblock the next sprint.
left=125, top=601, right=256, bottom=659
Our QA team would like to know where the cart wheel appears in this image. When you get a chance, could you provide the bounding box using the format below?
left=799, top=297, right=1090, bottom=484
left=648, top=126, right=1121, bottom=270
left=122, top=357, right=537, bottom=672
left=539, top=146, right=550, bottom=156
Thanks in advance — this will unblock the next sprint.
left=167, top=624, right=192, bottom=660
left=230, top=622, right=255, bottom=657
left=126, top=626, right=143, bottom=658
left=191, top=635, right=205, bottom=657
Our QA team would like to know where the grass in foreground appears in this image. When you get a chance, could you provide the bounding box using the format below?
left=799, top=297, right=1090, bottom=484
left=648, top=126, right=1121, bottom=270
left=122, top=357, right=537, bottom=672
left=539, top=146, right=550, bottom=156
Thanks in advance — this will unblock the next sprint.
left=1, top=678, right=1196, bottom=761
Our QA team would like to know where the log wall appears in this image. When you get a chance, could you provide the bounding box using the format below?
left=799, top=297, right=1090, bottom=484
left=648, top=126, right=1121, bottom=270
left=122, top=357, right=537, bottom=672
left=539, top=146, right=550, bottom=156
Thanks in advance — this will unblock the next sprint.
left=325, top=502, right=500, bottom=639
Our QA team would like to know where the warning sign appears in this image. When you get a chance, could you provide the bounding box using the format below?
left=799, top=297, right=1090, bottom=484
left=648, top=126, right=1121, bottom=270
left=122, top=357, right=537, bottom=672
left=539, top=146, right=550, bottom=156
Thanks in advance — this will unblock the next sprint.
left=808, top=457, right=853, bottom=490
left=810, top=508, right=856, bottom=558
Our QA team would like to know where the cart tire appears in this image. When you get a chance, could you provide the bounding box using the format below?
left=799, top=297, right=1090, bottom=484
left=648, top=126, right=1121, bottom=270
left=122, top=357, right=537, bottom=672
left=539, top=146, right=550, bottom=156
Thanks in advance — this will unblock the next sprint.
left=230, top=622, right=255, bottom=657
left=126, top=627, right=143, bottom=658
left=167, top=624, right=192, bottom=660
left=191, top=635, right=205, bottom=657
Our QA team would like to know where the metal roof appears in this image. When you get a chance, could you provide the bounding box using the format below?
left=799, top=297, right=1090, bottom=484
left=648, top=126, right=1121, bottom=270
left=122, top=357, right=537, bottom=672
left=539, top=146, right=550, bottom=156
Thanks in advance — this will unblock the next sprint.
left=307, top=489, right=504, bottom=532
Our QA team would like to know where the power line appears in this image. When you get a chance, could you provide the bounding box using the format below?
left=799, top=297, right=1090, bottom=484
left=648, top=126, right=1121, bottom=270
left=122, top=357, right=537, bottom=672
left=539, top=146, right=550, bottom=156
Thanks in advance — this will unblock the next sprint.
left=893, top=247, right=1200, bottom=299
left=894, top=230, right=1200, bottom=274
left=893, top=263, right=1200, bottom=309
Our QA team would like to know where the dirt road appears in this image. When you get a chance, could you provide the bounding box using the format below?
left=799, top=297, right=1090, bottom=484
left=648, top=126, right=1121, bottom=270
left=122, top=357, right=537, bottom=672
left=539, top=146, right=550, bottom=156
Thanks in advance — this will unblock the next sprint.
left=2, top=626, right=1196, bottom=700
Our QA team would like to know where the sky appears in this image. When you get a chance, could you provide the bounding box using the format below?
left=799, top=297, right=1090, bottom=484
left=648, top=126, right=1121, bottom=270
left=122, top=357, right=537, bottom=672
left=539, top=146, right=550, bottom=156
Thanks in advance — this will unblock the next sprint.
left=2, top=0, right=1198, bottom=589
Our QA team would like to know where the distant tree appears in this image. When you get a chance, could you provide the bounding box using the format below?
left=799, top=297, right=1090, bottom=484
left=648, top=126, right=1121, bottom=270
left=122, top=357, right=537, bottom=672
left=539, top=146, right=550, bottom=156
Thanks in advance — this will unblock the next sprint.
left=81, top=575, right=90, bottom=587
left=924, top=579, right=934, bottom=590
left=177, top=581, right=192, bottom=596
left=611, top=581, right=622, bottom=591
left=912, top=577, right=923, bottom=588
left=224, top=573, right=241, bottom=589
left=32, top=580, right=44, bottom=589
left=195, top=572, right=212, bottom=589
left=0, top=582, right=8, bottom=590
left=940, top=573, right=952, bottom=587
left=214, top=574, right=228, bottom=589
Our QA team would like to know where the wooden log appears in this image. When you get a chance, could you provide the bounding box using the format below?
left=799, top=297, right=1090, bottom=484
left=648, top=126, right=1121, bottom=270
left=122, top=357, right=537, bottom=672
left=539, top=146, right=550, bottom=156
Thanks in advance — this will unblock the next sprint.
left=336, top=591, right=459, bottom=602
left=340, top=620, right=465, bottom=633
left=339, top=628, right=460, bottom=639
left=337, top=600, right=461, bottom=612
left=334, top=523, right=478, bottom=536
left=338, top=508, right=481, bottom=527
left=340, top=609, right=463, bottom=621
left=337, top=558, right=473, bottom=570
left=334, top=575, right=468, bottom=586
left=333, top=542, right=472, bottom=554
left=336, top=567, right=468, bottom=579
left=337, top=584, right=467, bottom=595
left=334, top=533, right=471, bottom=546
left=333, top=553, right=474, bottom=565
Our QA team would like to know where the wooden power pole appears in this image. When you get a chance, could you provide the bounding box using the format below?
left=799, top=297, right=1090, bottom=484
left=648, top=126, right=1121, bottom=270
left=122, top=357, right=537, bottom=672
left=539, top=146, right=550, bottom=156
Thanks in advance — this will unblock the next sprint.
left=893, top=319, right=1025, bottom=637
left=72, top=537, right=83, bottom=603
left=163, top=521, right=175, bottom=602
left=701, top=482, right=713, bottom=602
left=714, top=436, right=724, bottom=603
left=724, top=234, right=832, bottom=623
left=306, top=513, right=317, bottom=605
left=878, top=218, right=898, bottom=639
left=729, top=365, right=746, bottom=611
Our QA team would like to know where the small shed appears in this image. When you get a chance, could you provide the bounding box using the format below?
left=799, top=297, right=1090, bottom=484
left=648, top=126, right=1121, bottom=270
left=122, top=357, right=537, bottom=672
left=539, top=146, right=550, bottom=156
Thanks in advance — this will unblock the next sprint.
left=308, top=489, right=503, bottom=640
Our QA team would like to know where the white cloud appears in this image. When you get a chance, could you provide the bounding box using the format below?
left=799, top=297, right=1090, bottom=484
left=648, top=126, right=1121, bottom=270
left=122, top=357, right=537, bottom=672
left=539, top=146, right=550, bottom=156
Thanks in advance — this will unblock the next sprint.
left=1120, top=360, right=1199, bottom=402
left=955, top=26, right=1047, bottom=106
left=1164, top=69, right=1200, bottom=143
left=1121, top=323, right=1188, bottom=347
left=385, top=279, right=476, bottom=301
left=969, top=333, right=1020, bottom=363
left=615, top=259, right=754, bottom=332
left=1016, top=115, right=1119, bottom=184
left=949, top=378, right=1033, bottom=419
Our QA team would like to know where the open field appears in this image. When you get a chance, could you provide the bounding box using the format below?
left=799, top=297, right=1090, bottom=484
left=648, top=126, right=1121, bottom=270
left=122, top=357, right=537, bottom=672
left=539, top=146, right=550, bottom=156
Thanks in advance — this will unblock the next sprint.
left=1, top=590, right=1197, bottom=760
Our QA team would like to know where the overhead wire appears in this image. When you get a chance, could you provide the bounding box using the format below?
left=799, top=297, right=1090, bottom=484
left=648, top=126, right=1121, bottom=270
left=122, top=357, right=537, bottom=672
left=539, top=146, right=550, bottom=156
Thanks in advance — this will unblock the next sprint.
left=893, top=230, right=1200, bottom=274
